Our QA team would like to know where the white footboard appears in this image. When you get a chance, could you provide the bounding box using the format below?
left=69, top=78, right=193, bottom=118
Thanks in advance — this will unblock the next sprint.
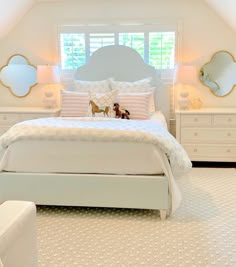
left=0, top=172, right=169, bottom=219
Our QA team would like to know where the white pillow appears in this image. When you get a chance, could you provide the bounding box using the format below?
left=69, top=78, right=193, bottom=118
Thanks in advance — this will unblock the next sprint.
left=60, top=90, right=89, bottom=117
left=109, top=77, right=152, bottom=92
left=88, top=90, right=118, bottom=118
left=74, top=79, right=110, bottom=93
left=117, top=92, right=153, bottom=120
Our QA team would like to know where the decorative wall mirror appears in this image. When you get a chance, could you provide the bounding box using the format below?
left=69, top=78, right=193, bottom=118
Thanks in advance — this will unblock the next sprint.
left=0, top=54, right=37, bottom=97
left=199, top=51, right=236, bottom=97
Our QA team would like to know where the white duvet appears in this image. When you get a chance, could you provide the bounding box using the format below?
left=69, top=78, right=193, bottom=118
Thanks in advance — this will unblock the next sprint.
left=0, top=117, right=191, bottom=175
left=0, top=117, right=192, bottom=213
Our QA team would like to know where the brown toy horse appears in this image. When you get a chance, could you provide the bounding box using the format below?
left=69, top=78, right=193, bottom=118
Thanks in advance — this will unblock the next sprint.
left=89, top=100, right=110, bottom=117
left=113, top=103, right=130, bottom=119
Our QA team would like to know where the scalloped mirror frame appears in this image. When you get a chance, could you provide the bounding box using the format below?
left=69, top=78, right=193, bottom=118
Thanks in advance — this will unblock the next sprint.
left=199, top=50, right=236, bottom=97
left=0, top=54, right=37, bottom=97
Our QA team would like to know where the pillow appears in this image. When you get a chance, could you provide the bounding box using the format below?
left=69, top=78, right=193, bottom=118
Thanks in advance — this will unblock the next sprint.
left=147, top=89, right=156, bottom=114
left=116, top=88, right=156, bottom=114
left=60, top=90, right=89, bottom=117
left=109, top=77, right=152, bottom=92
left=109, top=78, right=155, bottom=113
left=117, top=92, right=153, bottom=120
left=88, top=90, right=118, bottom=118
left=74, top=79, right=110, bottom=93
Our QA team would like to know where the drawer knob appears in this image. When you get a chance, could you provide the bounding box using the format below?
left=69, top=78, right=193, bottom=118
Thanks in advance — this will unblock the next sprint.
left=194, top=148, right=198, bottom=152
left=194, top=118, right=198, bottom=122
left=227, top=132, right=231, bottom=137
left=227, top=149, right=231, bottom=153
left=228, top=118, right=232, bottom=122
left=194, top=132, right=198, bottom=136
left=3, top=116, right=7, bottom=120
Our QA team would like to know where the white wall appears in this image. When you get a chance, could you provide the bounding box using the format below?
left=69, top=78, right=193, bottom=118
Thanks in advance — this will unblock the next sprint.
left=0, top=0, right=236, bottom=108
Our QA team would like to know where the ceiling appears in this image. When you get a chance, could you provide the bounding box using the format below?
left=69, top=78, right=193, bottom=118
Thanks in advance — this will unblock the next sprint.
left=0, top=0, right=235, bottom=39
left=0, top=0, right=34, bottom=38
left=205, top=0, right=236, bottom=32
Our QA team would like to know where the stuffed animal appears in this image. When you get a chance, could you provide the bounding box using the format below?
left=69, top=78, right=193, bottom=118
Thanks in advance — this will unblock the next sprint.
left=113, top=103, right=130, bottom=119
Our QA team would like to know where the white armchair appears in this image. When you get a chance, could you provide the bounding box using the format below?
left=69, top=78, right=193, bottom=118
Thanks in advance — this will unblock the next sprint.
left=0, top=201, right=37, bottom=267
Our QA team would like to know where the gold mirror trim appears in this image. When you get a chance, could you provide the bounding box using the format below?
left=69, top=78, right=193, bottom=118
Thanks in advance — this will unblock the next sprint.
left=199, top=50, right=236, bottom=97
left=0, top=54, right=37, bottom=98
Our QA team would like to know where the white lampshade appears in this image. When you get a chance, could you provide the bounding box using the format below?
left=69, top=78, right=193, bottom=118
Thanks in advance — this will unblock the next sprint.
left=175, top=64, right=198, bottom=84
left=37, top=65, right=60, bottom=84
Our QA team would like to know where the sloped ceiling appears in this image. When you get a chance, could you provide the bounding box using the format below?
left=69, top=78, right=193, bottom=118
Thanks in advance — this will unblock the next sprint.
left=0, top=0, right=235, bottom=39
left=205, top=0, right=236, bottom=32
left=0, top=0, right=35, bottom=39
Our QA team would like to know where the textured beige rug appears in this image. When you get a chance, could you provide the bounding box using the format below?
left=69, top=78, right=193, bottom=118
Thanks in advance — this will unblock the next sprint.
left=37, top=168, right=236, bottom=267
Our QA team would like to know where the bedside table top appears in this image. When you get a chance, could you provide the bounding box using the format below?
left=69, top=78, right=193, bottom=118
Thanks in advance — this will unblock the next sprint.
left=0, top=107, right=61, bottom=114
left=175, top=108, right=236, bottom=115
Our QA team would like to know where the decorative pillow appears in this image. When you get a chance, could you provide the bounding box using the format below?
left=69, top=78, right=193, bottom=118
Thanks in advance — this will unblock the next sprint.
left=88, top=90, right=118, bottom=118
left=116, top=88, right=155, bottom=114
left=60, top=90, right=89, bottom=117
left=109, top=77, right=152, bottom=92
left=132, top=87, right=156, bottom=114
left=74, top=79, right=110, bottom=93
left=147, top=89, right=156, bottom=114
left=117, top=92, right=153, bottom=120
left=109, top=78, right=155, bottom=113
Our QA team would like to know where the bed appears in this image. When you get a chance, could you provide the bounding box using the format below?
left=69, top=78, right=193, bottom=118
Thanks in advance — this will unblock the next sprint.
left=0, top=45, right=191, bottom=220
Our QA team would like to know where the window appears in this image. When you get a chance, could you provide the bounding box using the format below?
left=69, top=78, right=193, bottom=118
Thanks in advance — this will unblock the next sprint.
left=59, top=24, right=176, bottom=72
left=60, top=33, right=85, bottom=70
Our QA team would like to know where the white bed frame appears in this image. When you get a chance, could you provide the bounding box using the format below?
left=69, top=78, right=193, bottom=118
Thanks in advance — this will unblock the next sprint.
left=0, top=45, right=171, bottom=220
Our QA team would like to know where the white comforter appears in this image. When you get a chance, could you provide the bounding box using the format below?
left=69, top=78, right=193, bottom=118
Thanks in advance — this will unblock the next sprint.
left=0, top=117, right=191, bottom=175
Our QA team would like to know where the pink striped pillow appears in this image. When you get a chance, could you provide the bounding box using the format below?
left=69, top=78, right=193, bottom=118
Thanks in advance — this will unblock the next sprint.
left=118, top=92, right=152, bottom=120
left=60, top=90, right=89, bottom=117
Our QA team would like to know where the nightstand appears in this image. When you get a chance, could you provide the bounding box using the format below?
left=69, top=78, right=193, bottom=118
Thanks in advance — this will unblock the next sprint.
left=0, top=107, right=60, bottom=136
left=175, top=108, right=236, bottom=162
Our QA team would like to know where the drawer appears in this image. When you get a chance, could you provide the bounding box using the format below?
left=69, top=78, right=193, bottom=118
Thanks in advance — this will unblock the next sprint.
left=213, top=114, right=236, bottom=127
left=183, top=144, right=236, bottom=162
left=181, top=128, right=236, bottom=144
left=181, top=114, right=211, bottom=127
left=0, top=113, right=19, bottom=125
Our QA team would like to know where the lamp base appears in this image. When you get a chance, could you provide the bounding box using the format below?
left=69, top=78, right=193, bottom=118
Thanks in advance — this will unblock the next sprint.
left=178, top=91, right=190, bottom=110
left=43, top=91, right=56, bottom=109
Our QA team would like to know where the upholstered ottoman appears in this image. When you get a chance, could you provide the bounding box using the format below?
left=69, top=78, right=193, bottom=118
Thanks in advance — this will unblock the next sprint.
left=0, top=201, right=37, bottom=267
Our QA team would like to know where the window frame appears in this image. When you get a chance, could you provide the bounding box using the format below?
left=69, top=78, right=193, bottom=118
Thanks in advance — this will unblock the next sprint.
left=57, top=20, right=182, bottom=79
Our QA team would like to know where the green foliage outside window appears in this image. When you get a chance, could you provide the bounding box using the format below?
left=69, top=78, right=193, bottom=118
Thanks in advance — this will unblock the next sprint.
left=60, top=31, right=175, bottom=70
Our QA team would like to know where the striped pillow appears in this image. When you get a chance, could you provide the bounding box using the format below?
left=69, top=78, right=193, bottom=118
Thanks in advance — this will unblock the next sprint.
left=110, top=79, right=155, bottom=114
left=60, top=90, right=89, bottom=117
left=117, top=92, right=152, bottom=120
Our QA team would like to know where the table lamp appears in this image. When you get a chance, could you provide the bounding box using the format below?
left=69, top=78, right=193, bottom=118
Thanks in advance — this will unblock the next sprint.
left=37, top=65, right=60, bottom=108
left=175, top=64, right=197, bottom=109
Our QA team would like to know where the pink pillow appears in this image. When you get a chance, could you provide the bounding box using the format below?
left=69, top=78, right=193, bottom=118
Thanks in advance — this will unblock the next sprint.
left=60, top=90, right=89, bottom=117
left=117, top=92, right=152, bottom=120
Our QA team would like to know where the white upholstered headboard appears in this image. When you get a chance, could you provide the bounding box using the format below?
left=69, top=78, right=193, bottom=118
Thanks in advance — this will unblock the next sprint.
left=74, top=45, right=169, bottom=123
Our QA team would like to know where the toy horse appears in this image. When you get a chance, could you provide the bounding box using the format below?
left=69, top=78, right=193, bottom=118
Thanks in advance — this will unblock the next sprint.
left=113, top=103, right=130, bottom=119
left=89, top=100, right=110, bottom=117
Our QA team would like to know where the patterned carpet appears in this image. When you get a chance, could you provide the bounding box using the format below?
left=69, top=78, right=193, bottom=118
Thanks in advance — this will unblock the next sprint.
left=37, top=168, right=236, bottom=267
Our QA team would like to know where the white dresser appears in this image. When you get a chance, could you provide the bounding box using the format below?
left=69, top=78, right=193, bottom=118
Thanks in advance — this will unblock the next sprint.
left=175, top=108, right=236, bottom=162
left=0, top=107, right=60, bottom=136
